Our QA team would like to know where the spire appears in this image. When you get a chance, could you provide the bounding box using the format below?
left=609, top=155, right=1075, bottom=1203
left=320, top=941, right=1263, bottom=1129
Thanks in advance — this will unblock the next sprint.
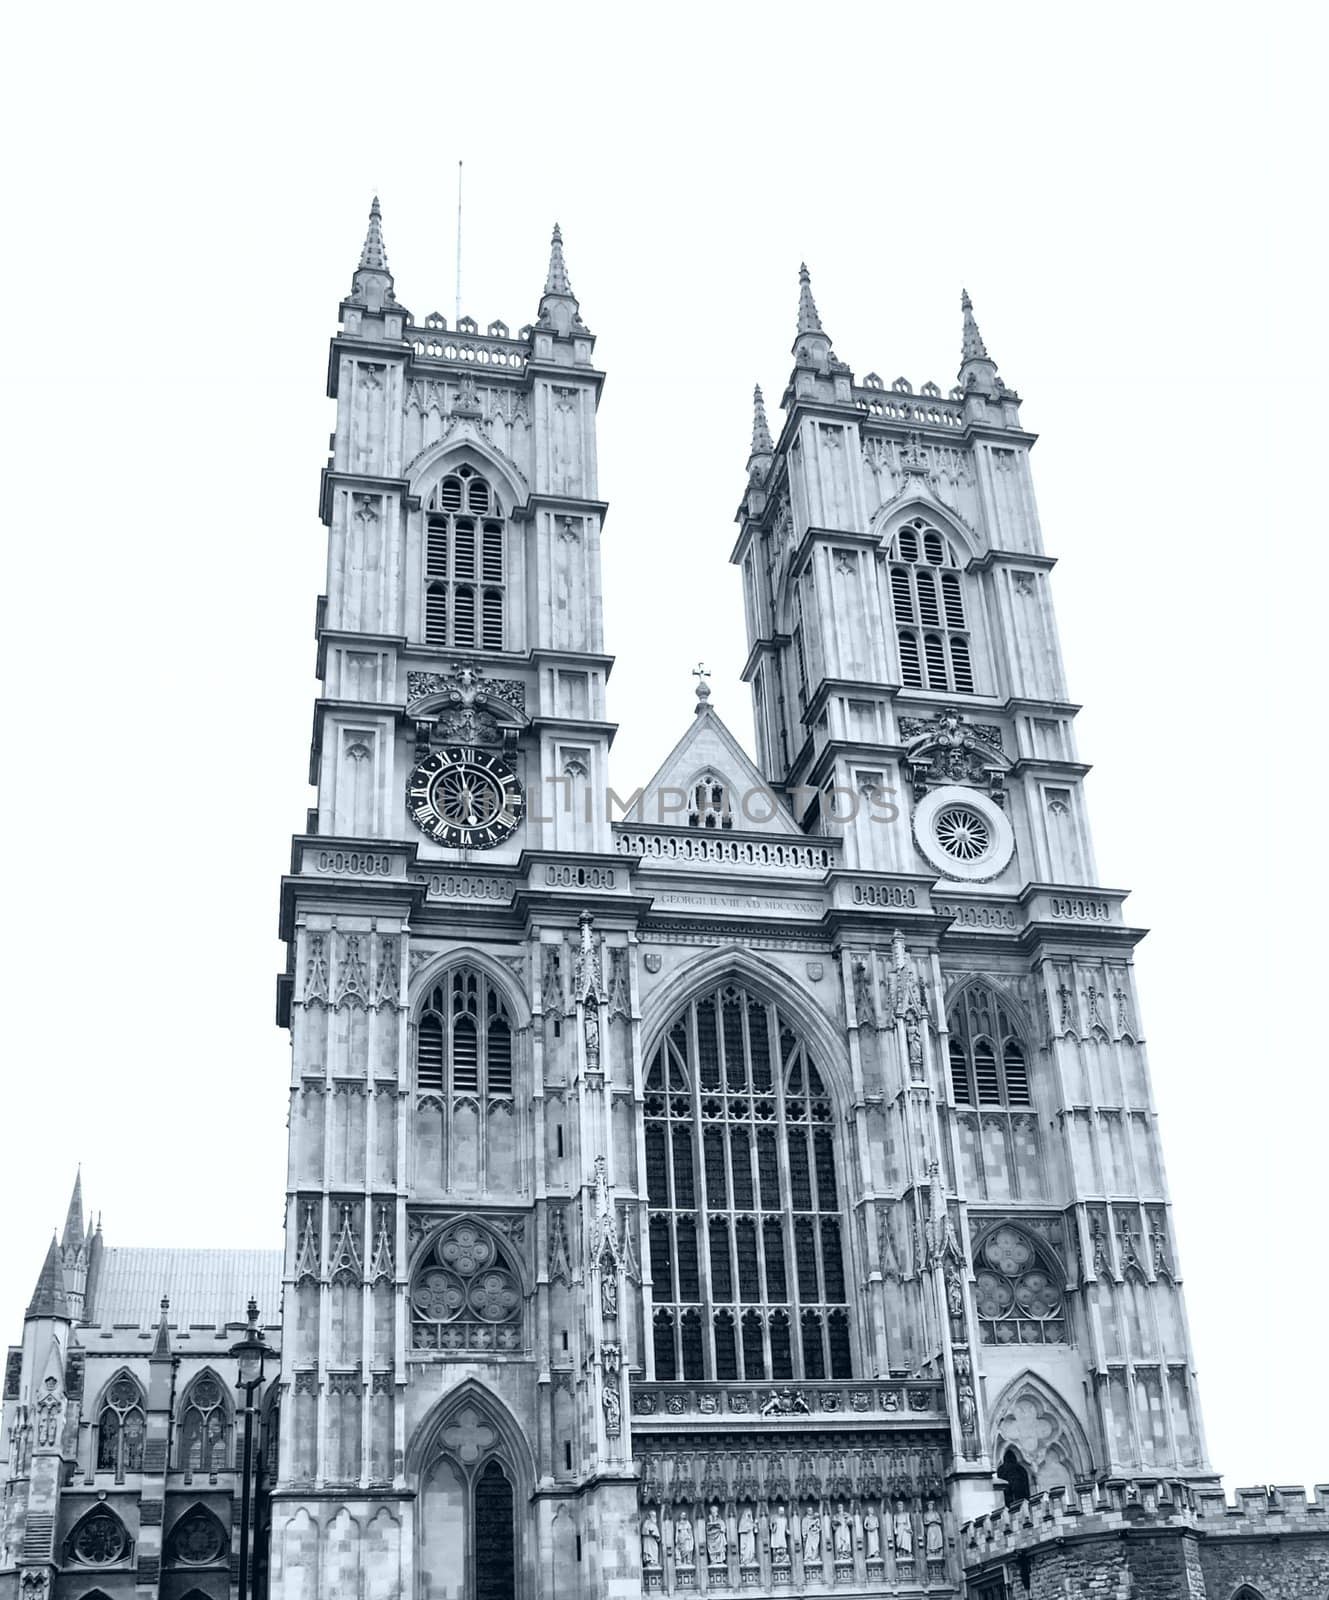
left=61, top=1169, right=85, bottom=1252
left=536, top=222, right=586, bottom=337
left=750, top=385, right=774, bottom=456
left=360, top=195, right=389, bottom=273
left=544, top=222, right=574, bottom=297
left=957, top=287, right=1004, bottom=397
left=796, top=263, right=823, bottom=336
left=960, top=289, right=988, bottom=361
left=350, top=195, right=396, bottom=313
left=152, top=1296, right=172, bottom=1360
left=25, top=1235, right=70, bottom=1321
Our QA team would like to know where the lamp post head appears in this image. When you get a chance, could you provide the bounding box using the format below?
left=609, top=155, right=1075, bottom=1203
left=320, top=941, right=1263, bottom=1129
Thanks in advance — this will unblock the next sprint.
left=229, top=1299, right=268, bottom=1390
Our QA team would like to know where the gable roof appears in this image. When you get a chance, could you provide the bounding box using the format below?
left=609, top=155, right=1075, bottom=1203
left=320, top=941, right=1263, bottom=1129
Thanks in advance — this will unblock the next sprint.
left=86, top=1248, right=283, bottom=1329
left=622, top=704, right=803, bottom=836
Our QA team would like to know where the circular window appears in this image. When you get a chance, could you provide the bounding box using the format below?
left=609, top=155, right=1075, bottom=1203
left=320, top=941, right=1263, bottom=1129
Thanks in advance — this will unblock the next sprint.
left=912, top=785, right=1014, bottom=882
left=934, top=805, right=991, bottom=862
left=73, top=1512, right=128, bottom=1565
left=171, top=1509, right=225, bottom=1565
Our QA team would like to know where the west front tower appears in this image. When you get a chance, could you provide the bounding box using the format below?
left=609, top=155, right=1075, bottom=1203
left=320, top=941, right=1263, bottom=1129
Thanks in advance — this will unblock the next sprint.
left=270, top=204, right=634, bottom=1600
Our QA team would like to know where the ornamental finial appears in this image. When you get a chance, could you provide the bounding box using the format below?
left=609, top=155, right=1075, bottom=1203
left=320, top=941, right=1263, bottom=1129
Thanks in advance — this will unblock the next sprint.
left=796, top=262, right=824, bottom=337
left=692, top=662, right=712, bottom=712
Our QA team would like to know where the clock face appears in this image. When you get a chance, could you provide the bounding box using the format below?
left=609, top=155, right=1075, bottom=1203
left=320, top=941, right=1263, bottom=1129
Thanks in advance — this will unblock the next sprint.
left=406, top=746, right=525, bottom=849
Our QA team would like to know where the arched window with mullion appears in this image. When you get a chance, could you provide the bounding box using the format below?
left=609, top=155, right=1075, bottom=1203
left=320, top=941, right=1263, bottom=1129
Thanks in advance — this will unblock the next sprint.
left=887, top=516, right=975, bottom=692
left=95, top=1373, right=146, bottom=1481
left=424, top=466, right=506, bottom=651
left=947, top=983, right=1044, bottom=1202
left=644, top=982, right=851, bottom=1383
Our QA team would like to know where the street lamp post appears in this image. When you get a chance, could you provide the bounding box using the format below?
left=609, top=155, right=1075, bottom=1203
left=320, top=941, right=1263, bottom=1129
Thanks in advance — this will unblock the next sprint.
left=230, top=1298, right=269, bottom=1600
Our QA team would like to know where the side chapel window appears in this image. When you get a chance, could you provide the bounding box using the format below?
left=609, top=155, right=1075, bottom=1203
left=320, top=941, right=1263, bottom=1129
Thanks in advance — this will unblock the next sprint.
left=947, top=984, right=1044, bottom=1203
left=177, top=1370, right=229, bottom=1475
left=96, top=1374, right=146, bottom=1478
left=645, top=982, right=851, bottom=1383
left=425, top=466, right=505, bottom=651
left=888, top=518, right=975, bottom=693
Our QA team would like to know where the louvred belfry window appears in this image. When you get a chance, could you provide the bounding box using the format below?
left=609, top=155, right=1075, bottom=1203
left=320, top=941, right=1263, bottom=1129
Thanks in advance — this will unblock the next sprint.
left=645, top=982, right=852, bottom=1382
left=425, top=466, right=505, bottom=651
left=887, top=517, right=975, bottom=693
left=416, top=970, right=513, bottom=1102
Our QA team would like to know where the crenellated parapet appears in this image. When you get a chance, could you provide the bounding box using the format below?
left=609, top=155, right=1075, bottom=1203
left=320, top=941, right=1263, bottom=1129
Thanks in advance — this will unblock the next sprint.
left=961, top=1476, right=1329, bottom=1568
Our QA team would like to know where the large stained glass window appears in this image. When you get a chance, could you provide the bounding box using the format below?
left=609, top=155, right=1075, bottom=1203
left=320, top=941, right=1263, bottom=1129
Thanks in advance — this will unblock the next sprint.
left=646, top=982, right=851, bottom=1382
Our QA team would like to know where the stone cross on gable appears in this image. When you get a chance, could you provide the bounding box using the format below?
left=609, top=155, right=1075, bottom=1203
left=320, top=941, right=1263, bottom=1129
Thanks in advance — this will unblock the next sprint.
left=443, top=1407, right=495, bottom=1464
left=693, top=662, right=711, bottom=709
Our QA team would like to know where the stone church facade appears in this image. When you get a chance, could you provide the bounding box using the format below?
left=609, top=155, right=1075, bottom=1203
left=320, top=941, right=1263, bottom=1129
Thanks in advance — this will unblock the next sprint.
left=2, top=202, right=1325, bottom=1600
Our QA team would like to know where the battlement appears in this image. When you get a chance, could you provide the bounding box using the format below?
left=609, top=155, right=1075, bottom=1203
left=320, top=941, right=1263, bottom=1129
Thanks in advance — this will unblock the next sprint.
left=961, top=1478, right=1329, bottom=1567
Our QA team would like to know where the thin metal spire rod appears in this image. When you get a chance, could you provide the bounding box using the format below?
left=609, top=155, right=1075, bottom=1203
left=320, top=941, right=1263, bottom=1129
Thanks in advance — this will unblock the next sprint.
left=455, top=160, right=463, bottom=324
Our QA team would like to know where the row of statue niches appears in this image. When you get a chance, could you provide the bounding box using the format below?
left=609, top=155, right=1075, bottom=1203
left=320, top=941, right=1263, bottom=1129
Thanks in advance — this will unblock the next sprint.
left=640, top=1501, right=947, bottom=1585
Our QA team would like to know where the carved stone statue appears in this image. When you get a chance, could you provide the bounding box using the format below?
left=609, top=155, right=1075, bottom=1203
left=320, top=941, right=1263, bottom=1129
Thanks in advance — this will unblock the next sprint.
left=675, top=1515, right=695, bottom=1567
left=641, top=1510, right=661, bottom=1569
left=34, top=1378, right=62, bottom=1448
left=924, top=1500, right=944, bottom=1562
left=893, top=1503, right=914, bottom=1560
left=802, top=1507, right=822, bottom=1564
left=863, top=1507, right=881, bottom=1561
left=769, top=1503, right=791, bottom=1564
left=706, top=1505, right=727, bottom=1567
left=832, top=1504, right=852, bottom=1561
left=738, top=1506, right=756, bottom=1566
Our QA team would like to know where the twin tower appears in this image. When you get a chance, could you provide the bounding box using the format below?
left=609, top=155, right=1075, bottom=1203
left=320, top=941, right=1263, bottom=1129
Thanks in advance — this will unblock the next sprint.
left=264, top=199, right=1213, bottom=1600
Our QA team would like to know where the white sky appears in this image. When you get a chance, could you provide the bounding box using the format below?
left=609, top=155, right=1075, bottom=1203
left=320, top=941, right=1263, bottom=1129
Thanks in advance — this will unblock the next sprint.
left=2, top=2, right=1325, bottom=1493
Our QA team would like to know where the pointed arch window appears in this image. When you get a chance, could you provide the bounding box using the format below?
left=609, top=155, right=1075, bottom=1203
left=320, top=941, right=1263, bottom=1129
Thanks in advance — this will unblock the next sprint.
left=416, top=969, right=514, bottom=1102
left=645, top=982, right=851, bottom=1382
left=166, top=1505, right=228, bottom=1567
left=973, top=1225, right=1066, bottom=1344
left=95, top=1374, right=145, bottom=1479
left=68, top=1507, right=132, bottom=1565
left=948, top=985, right=1043, bottom=1202
left=411, top=1220, right=524, bottom=1353
left=888, top=517, right=975, bottom=693
left=177, top=1370, right=230, bottom=1475
left=425, top=466, right=506, bottom=651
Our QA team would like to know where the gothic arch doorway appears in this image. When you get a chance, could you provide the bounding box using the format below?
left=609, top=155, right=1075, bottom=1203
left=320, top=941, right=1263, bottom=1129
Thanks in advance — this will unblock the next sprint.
left=416, top=1390, right=527, bottom=1600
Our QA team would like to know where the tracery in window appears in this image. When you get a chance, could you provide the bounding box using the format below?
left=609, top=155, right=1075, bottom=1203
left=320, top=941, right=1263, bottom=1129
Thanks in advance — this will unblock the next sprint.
left=411, top=1220, right=523, bottom=1353
left=414, top=968, right=518, bottom=1191
left=948, top=984, right=1043, bottom=1201
left=973, top=1225, right=1066, bottom=1345
left=166, top=1506, right=228, bottom=1566
left=178, top=1369, right=230, bottom=1476
left=888, top=517, right=975, bottom=693
left=688, top=774, right=732, bottom=830
left=646, top=982, right=851, bottom=1382
left=68, top=1509, right=131, bottom=1565
left=95, top=1373, right=145, bottom=1478
left=425, top=466, right=506, bottom=651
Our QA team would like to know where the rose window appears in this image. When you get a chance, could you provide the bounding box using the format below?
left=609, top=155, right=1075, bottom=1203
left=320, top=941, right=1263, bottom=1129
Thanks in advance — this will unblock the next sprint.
left=72, top=1511, right=129, bottom=1565
left=169, top=1509, right=226, bottom=1565
left=975, top=1228, right=1066, bottom=1346
left=935, top=805, right=991, bottom=862
left=412, top=1221, right=523, bottom=1354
